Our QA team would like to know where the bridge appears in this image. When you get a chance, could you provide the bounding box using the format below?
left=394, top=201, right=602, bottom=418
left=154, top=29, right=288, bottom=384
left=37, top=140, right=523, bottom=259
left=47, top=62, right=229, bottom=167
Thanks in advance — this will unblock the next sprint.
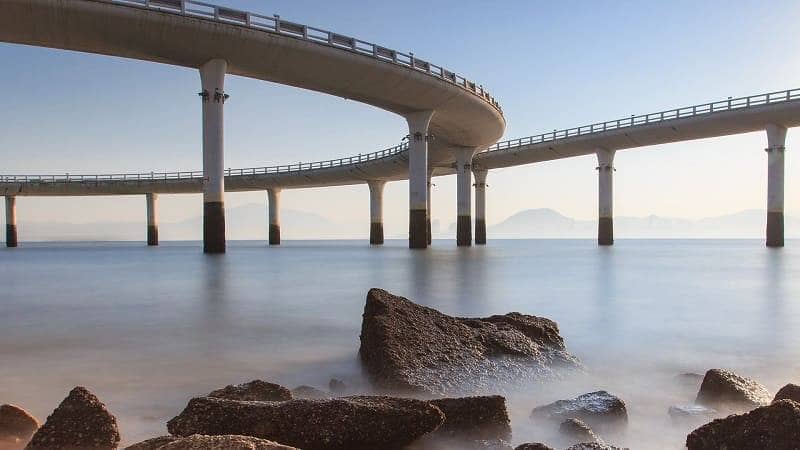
left=1, top=0, right=797, bottom=251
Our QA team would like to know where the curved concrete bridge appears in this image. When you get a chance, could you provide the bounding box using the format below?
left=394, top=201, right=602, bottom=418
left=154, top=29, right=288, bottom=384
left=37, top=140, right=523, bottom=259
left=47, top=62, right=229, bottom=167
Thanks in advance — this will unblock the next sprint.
left=0, top=0, right=797, bottom=251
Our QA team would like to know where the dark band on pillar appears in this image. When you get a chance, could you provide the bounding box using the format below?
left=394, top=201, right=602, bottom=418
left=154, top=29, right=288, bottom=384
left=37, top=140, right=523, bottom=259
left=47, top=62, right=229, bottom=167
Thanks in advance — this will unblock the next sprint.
left=410, top=209, right=428, bottom=249
left=6, top=224, right=17, bottom=248
left=147, top=225, right=158, bottom=246
left=427, top=217, right=432, bottom=245
left=457, top=215, right=472, bottom=246
left=203, top=202, right=225, bottom=253
left=269, top=224, right=281, bottom=246
left=598, top=217, right=613, bottom=246
left=767, top=211, right=784, bottom=247
left=475, top=219, right=486, bottom=245
left=370, top=222, right=384, bottom=245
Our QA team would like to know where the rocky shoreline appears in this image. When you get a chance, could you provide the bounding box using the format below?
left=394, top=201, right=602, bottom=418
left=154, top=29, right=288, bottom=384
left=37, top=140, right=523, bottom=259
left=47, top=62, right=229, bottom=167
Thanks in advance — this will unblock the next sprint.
left=2, top=288, right=799, bottom=449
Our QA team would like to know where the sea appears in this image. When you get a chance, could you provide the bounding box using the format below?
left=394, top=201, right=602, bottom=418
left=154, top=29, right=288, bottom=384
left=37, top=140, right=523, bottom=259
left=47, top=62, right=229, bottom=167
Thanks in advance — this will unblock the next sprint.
left=1, top=239, right=798, bottom=448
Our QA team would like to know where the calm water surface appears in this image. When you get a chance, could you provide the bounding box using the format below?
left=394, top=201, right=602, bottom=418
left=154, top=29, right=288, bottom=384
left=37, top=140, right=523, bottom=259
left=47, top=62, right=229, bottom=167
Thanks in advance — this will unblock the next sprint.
left=1, top=239, right=798, bottom=448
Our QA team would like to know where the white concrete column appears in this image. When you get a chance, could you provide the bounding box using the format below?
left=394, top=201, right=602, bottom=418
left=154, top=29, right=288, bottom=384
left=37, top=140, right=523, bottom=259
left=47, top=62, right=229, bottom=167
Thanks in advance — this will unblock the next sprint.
left=267, top=188, right=281, bottom=246
left=596, top=148, right=616, bottom=246
left=199, top=59, right=228, bottom=254
left=455, top=148, right=474, bottom=246
left=473, top=168, right=488, bottom=245
left=406, top=110, right=435, bottom=249
left=5, top=196, right=17, bottom=248
left=146, top=193, right=158, bottom=246
left=766, top=124, right=787, bottom=247
left=368, top=180, right=386, bottom=245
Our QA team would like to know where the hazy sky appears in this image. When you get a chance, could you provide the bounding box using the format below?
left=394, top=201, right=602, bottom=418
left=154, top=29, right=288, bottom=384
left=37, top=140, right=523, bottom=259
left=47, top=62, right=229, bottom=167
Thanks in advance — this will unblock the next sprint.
left=2, top=0, right=800, bottom=234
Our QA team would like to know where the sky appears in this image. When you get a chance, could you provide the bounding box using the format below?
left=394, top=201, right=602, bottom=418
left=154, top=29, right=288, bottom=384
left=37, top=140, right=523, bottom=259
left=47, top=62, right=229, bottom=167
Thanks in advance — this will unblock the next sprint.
left=1, top=0, right=800, bottom=236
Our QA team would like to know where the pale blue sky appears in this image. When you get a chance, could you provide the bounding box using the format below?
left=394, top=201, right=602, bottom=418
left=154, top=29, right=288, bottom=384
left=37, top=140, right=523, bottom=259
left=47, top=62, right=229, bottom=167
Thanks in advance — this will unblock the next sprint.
left=1, top=0, right=800, bottom=235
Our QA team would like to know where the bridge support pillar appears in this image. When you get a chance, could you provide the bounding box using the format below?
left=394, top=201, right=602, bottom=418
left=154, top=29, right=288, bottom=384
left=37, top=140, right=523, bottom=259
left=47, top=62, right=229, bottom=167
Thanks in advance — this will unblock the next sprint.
left=146, top=193, right=158, bottom=246
left=427, top=170, right=434, bottom=245
left=596, top=148, right=615, bottom=246
left=406, top=110, right=435, bottom=249
left=456, top=148, right=474, bottom=246
left=368, top=180, right=385, bottom=245
left=268, top=188, right=281, bottom=246
left=766, top=124, right=787, bottom=247
left=200, top=59, right=228, bottom=254
left=5, top=196, right=17, bottom=248
left=473, top=168, right=488, bottom=245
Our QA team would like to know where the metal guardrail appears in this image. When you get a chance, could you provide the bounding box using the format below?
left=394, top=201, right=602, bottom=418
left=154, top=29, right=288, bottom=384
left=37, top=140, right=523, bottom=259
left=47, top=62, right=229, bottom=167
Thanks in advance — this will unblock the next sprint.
left=482, top=88, right=800, bottom=153
left=3, top=88, right=799, bottom=184
left=94, top=0, right=502, bottom=113
left=0, top=142, right=408, bottom=184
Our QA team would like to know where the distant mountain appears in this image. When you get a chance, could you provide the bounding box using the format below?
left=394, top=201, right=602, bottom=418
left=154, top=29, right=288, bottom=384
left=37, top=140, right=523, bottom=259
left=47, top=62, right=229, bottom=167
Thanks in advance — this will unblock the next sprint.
left=489, top=208, right=800, bottom=238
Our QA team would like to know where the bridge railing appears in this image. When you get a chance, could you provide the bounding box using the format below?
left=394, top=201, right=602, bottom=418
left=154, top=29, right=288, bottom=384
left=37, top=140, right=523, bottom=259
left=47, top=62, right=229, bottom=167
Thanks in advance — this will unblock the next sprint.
left=482, top=88, right=800, bottom=153
left=97, top=0, right=502, bottom=113
left=0, top=142, right=409, bottom=184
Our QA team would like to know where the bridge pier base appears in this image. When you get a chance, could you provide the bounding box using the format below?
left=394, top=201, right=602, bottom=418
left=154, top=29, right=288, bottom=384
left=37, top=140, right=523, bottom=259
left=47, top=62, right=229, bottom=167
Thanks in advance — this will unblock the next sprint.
left=406, top=110, right=434, bottom=249
left=268, top=188, right=281, bottom=246
left=473, top=168, right=488, bottom=245
left=5, top=196, right=17, bottom=248
left=456, top=148, right=473, bottom=246
left=200, top=59, right=228, bottom=254
left=368, top=180, right=385, bottom=245
left=596, top=148, right=615, bottom=246
left=146, top=193, right=158, bottom=246
left=766, top=124, right=787, bottom=247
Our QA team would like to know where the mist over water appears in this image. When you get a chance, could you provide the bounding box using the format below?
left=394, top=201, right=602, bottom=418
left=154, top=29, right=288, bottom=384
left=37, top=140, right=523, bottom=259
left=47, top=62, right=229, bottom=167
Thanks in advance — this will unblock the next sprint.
left=1, top=239, right=798, bottom=448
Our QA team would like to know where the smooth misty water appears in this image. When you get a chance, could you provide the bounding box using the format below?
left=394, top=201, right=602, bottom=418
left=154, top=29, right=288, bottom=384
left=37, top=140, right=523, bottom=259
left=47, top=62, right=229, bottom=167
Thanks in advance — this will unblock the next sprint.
left=1, top=240, right=799, bottom=449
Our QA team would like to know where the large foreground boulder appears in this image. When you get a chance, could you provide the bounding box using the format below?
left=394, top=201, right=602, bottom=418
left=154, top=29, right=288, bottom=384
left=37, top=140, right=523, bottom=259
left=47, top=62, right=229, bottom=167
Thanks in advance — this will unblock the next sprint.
left=24, top=386, right=120, bottom=450
left=0, top=405, right=39, bottom=449
left=126, top=435, right=298, bottom=449
left=359, top=288, right=579, bottom=394
left=429, top=396, right=511, bottom=441
left=773, top=383, right=800, bottom=403
left=686, top=399, right=800, bottom=450
left=208, top=380, right=292, bottom=402
left=531, top=391, right=627, bottom=432
left=167, top=395, right=444, bottom=450
left=695, top=369, right=771, bottom=411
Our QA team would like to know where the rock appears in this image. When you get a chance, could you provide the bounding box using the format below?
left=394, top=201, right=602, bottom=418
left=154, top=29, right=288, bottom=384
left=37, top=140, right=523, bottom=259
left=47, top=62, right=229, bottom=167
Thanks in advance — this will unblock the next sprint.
left=695, top=369, right=771, bottom=411
left=329, top=379, right=346, bottom=394
left=668, top=404, right=717, bottom=423
left=565, top=444, right=626, bottom=450
left=290, top=385, right=329, bottom=399
left=208, top=380, right=292, bottom=402
left=429, top=396, right=511, bottom=441
left=0, top=405, right=39, bottom=449
left=167, top=395, right=444, bottom=450
left=559, top=418, right=600, bottom=445
left=531, top=391, right=627, bottom=432
left=686, top=399, right=800, bottom=450
left=408, top=437, right=513, bottom=450
left=125, top=436, right=179, bottom=450
left=773, top=383, right=800, bottom=403
left=24, top=386, right=120, bottom=450
left=126, top=435, right=297, bottom=449
left=359, top=288, right=579, bottom=395
left=514, top=444, right=555, bottom=450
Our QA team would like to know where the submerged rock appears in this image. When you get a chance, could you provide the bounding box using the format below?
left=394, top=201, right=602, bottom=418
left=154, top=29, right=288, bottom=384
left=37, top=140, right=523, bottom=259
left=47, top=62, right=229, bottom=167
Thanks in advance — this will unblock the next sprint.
left=208, top=380, right=292, bottom=402
left=686, top=399, right=800, bottom=450
left=290, top=385, right=330, bottom=399
left=359, top=288, right=579, bottom=394
left=167, top=395, right=444, bottom=450
left=24, top=386, right=120, bottom=450
left=0, top=404, right=39, bottom=449
left=514, top=444, right=555, bottom=450
left=668, top=404, right=717, bottom=423
left=695, top=369, right=771, bottom=411
left=126, top=435, right=297, bottom=449
left=565, top=444, right=626, bottom=450
left=559, top=418, right=600, bottom=445
left=773, top=383, right=800, bottom=403
left=531, top=391, right=627, bottom=432
left=329, top=379, right=347, bottom=394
